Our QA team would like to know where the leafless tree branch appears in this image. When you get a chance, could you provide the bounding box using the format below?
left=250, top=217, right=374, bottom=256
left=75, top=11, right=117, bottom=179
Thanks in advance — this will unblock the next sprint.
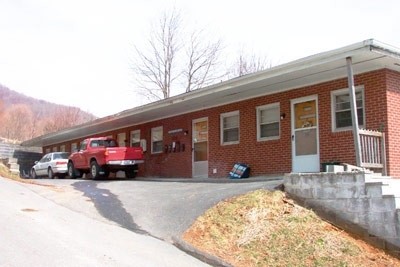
left=132, top=9, right=225, bottom=99
left=229, top=50, right=272, bottom=78
left=184, top=30, right=224, bottom=92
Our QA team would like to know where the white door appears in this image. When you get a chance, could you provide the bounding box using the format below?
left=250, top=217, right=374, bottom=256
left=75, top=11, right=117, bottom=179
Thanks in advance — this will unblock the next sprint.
left=291, top=96, right=320, bottom=172
left=192, top=118, right=208, bottom=178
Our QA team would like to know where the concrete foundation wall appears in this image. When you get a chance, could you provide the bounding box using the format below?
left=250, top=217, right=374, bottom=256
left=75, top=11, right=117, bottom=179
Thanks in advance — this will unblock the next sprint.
left=0, top=141, right=42, bottom=176
left=284, top=172, right=400, bottom=256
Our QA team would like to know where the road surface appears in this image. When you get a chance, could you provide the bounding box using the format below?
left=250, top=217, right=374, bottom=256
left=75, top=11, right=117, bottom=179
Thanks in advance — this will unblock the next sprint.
left=0, top=177, right=210, bottom=267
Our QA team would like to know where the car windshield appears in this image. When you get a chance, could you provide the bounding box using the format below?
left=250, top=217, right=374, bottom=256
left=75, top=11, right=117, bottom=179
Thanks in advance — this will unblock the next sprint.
left=53, top=152, right=69, bottom=160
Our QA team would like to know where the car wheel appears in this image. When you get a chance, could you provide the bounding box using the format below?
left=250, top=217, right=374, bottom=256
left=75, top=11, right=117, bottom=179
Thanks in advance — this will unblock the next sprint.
left=31, top=169, right=37, bottom=179
left=48, top=168, right=54, bottom=179
left=68, top=162, right=80, bottom=179
left=90, top=161, right=101, bottom=180
left=125, top=167, right=137, bottom=179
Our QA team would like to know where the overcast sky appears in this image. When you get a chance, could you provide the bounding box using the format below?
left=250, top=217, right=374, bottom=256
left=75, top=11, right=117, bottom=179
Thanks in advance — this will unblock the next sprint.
left=1, top=0, right=399, bottom=117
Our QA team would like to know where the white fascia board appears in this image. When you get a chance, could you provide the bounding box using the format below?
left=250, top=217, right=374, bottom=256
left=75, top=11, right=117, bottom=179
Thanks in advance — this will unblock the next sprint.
left=120, top=40, right=375, bottom=116
left=22, top=39, right=398, bottom=147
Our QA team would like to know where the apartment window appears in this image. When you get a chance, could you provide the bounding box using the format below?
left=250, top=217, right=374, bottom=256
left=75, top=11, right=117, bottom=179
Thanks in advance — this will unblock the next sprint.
left=151, top=126, right=163, bottom=153
left=60, top=145, right=66, bottom=152
left=331, top=87, right=364, bottom=131
left=117, top=132, right=126, bottom=147
left=257, top=103, right=280, bottom=141
left=71, top=143, right=77, bottom=152
left=130, top=130, right=141, bottom=147
left=221, top=111, right=239, bottom=145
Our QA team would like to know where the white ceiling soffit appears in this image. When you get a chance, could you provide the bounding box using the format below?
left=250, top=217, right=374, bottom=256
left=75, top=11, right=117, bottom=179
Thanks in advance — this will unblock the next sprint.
left=22, top=39, right=400, bottom=147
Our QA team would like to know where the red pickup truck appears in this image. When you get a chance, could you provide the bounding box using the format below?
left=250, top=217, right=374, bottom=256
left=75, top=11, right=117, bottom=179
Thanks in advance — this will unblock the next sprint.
left=67, top=137, right=144, bottom=179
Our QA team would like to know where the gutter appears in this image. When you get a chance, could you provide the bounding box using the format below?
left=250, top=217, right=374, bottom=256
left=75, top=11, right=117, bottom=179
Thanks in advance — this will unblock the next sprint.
left=21, top=39, right=399, bottom=147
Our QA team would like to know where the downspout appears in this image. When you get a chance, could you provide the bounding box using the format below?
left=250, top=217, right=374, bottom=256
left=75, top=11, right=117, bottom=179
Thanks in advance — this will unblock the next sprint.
left=346, top=57, right=362, bottom=167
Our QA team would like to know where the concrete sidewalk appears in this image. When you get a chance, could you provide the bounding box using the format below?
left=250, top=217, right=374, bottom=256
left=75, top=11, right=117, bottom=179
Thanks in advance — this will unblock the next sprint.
left=0, top=177, right=210, bottom=267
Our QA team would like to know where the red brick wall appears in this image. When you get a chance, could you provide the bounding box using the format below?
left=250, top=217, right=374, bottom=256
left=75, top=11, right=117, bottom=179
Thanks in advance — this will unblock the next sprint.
left=385, top=69, right=400, bottom=177
left=46, top=69, right=399, bottom=178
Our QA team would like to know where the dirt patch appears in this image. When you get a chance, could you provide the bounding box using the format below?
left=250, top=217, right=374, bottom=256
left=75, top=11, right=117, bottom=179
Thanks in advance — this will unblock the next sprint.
left=21, top=208, right=38, bottom=212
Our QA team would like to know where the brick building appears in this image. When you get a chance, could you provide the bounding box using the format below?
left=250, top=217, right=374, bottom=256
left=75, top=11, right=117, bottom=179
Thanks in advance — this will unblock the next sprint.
left=22, top=39, right=400, bottom=178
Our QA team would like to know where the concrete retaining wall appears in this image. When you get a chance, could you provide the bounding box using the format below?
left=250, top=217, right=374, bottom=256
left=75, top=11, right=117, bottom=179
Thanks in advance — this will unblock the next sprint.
left=284, top=172, right=400, bottom=256
left=0, top=141, right=42, bottom=176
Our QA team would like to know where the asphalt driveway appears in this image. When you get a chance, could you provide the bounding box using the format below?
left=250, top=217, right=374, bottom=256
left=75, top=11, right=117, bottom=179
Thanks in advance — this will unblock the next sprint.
left=26, top=176, right=283, bottom=243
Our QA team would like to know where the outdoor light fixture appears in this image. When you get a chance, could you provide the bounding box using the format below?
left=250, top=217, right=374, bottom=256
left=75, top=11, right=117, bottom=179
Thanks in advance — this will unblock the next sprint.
left=280, top=113, right=286, bottom=120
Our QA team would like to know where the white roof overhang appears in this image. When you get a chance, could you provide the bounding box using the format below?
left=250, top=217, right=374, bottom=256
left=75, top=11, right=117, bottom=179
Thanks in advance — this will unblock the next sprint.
left=22, top=39, right=400, bottom=147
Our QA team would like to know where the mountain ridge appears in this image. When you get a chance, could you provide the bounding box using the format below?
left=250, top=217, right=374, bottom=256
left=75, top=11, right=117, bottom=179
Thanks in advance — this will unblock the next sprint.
left=0, top=83, right=97, bottom=141
left=0, top=84, right=96, bottom=120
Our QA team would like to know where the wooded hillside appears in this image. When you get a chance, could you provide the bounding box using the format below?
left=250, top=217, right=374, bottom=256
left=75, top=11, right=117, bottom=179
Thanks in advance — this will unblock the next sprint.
left=0, top=84, right=97, bottom=142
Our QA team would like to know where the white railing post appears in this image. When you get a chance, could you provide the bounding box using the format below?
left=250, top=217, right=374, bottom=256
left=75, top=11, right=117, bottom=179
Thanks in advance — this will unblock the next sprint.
left=359, top=129, right=386, bottom=174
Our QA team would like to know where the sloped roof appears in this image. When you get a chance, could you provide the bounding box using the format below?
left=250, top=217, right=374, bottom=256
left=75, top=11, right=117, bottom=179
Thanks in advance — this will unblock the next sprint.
left=22, top=39, right=400, bottom=147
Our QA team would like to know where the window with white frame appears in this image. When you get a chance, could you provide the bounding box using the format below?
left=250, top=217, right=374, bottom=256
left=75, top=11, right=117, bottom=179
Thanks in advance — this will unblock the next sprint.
left=130, top=130, right=141, bottom=147
left=221, top=111, right=239, bottom=145
left=151, top=126, right=163, bottom=153
left=257, top=103, right=280, bottom=141
left=331, top=87, right=364, bottom=131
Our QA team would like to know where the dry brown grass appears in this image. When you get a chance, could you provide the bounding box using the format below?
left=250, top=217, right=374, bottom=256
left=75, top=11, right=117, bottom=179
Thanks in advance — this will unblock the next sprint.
left=183, top=189, right=400, bottom=267
left=0, top=163, right=29, bottom=181
left=0, top=163, right=58, bottom=189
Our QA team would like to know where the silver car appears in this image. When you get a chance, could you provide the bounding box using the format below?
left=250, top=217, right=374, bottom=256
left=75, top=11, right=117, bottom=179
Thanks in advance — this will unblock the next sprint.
left=31, top=152, right=70, bottom=179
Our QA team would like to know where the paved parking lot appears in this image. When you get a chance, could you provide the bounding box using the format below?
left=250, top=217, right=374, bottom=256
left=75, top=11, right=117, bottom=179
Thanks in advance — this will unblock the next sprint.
left=25, top=177, right=284, bottom=242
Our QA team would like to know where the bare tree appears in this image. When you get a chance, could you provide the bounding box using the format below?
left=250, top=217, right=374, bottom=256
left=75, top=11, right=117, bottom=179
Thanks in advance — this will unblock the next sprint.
left=184, top=30, right=224, bottom=92
left=230, top=50, right=272, bottom=78
left=133, top=9, right=181, bottom=100
left=0, top=104, right=33, bottom=141
left=41, top=107, right=89, bottom=133
left=132, top=9, right=224, bottom=100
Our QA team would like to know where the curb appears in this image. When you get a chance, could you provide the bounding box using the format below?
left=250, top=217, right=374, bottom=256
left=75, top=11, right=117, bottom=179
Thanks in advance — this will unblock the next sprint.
left=172, top=237, right=233, bottom=267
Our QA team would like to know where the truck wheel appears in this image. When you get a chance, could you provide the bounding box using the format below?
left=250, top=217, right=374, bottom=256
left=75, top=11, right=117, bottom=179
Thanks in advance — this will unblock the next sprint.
left=90, top=161, right=101, bottom=180
left=48, top=168, right=54, bottom=179
left=68, top=162, right=80, bottom=179
left=125, top=167, right=137, bottom=179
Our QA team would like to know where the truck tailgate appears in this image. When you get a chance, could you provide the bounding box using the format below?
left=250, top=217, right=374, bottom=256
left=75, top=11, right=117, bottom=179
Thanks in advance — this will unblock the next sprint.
left=106, top=147, right=144, bottom=161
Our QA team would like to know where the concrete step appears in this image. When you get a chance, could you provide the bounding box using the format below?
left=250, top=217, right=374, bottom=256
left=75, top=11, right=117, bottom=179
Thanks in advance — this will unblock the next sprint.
left=365, top=177, right=400, bottom=195
left=8, top=158, right=18, bottom=164
left=365, top=175, right=400, bottom=209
